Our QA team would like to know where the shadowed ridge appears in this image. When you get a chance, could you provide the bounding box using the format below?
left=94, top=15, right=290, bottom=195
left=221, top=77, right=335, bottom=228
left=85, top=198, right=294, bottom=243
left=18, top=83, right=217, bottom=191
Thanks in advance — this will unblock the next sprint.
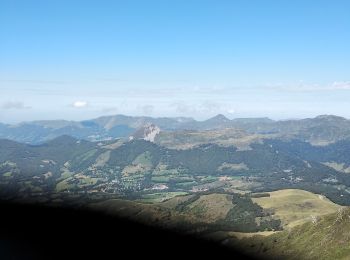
left=0, top=200, right=257, bottom=260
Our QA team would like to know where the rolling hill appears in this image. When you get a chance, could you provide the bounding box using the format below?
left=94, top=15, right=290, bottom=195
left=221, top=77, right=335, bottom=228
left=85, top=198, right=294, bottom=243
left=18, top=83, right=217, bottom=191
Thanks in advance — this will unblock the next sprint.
left=251, top=189, right=342, bottom=228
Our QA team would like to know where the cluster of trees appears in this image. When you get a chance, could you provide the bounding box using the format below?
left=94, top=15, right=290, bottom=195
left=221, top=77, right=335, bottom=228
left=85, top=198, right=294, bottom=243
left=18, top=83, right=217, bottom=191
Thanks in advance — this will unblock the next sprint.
left=174, top=192, right=282, bottom=233
left=250, top=193, right=270, bottom=198
left=215, top=194, right=282, bottom=232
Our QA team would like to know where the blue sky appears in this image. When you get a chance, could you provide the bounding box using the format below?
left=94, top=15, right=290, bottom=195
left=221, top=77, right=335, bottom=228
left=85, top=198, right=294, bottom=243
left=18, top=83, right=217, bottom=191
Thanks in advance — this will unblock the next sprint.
left=1, top=0, right=350, bottom=123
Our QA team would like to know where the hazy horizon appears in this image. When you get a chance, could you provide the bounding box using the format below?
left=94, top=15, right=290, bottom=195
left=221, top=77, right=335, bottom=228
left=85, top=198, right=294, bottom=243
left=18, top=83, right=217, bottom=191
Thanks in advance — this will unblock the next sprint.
left=1, top=112, right=348, bottom=125
left=1, top=1, right=350, bottom=123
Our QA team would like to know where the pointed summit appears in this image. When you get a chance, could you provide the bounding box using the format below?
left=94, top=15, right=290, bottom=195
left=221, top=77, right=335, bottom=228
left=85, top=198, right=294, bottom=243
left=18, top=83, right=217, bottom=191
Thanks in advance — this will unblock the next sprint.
left=206, top=114, right=230, bottom=123
left=199, top=114, right=232, bottom=130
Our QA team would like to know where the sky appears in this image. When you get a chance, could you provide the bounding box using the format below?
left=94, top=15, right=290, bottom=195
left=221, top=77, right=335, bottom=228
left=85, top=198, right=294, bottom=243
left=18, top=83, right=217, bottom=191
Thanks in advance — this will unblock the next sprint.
left=1, top=0, right=350, bottom=123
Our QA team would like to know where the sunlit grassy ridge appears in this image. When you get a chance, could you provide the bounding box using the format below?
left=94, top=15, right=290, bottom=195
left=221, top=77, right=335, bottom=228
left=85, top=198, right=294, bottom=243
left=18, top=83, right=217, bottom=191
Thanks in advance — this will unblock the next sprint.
left=252, top=189, right=342, bottom=228
left=235, top=207, right=350, bottom=259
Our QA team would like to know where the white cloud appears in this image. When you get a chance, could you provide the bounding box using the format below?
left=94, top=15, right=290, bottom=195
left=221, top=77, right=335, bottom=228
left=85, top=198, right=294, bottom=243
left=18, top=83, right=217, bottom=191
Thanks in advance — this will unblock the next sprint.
left=331, top=81, right=350, bottom=90
left=72, top=101, right=88, bottom=108
left=1, top=101, right=31, bottom=110
left=227, top=108, right=235, bottom=114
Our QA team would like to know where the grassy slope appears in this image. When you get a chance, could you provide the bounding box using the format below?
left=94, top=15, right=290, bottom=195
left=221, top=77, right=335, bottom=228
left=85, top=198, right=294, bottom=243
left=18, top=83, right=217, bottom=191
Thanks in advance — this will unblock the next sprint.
left=90, top=189, right=349, bottom=260
left=91, top=189, right=342, bottom=233
left=160, top=194, right=196, bottom=208
left=181, top=194, right=233, bottom=223
left=155, top=129, right=265, bottom=150
left=88, top=198, right=201, bottom=231
left=252, top=189, right=342, bottom=228
left=138, top=192, right=189, bottom=203
left=89, top=193, right=240, bottom=234
left=236, top=207, right=350, bottom=260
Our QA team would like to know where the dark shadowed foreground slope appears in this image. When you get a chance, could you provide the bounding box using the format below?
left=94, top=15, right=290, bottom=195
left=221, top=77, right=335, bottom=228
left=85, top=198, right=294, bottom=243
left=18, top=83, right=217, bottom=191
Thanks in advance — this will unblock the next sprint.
left=0, top=201, right=257, bottom=260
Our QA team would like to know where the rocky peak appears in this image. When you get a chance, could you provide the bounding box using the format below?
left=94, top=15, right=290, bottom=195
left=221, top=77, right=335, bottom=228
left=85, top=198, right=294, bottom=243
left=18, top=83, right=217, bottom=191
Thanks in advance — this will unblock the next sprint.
left=130, top=124, right=160, bottom=142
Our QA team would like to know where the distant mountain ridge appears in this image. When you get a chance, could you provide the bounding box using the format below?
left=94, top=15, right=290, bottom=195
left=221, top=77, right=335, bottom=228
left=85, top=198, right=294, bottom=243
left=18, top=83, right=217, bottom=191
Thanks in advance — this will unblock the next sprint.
left=1, top=114, right=350, bottom=145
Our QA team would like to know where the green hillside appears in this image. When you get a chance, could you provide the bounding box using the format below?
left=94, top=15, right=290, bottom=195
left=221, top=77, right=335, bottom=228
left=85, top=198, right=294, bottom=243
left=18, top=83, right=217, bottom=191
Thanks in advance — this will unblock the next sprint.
left=252, top=189, right=342, bottom=228
left=90, top=192, right=282, bottom=233
left=2, top=136, right=350, bottom=206
left=236, top=207, right=350, bottom=259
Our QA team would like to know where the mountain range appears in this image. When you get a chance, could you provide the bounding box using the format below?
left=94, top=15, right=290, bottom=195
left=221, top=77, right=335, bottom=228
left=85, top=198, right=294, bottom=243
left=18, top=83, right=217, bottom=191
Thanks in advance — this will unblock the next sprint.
left=3, top=114, right=350, bottom=259
left=3, top=114, right=350, bottom=145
